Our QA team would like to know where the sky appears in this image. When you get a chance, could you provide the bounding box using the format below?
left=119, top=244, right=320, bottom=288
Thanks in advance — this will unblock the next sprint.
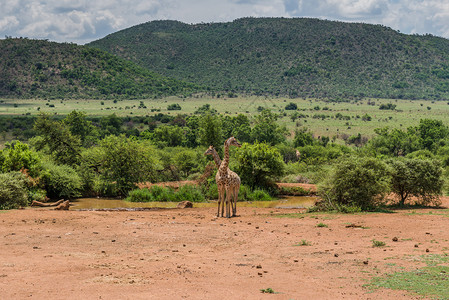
left=1, top=0, right=449, bottom=44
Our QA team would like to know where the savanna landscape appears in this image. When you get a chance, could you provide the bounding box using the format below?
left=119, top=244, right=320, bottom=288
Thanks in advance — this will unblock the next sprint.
left=1, top=18, right=449, bottom=299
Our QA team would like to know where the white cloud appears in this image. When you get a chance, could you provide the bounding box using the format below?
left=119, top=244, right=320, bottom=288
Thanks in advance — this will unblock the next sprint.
left=0, top=0, right=449, bottom=44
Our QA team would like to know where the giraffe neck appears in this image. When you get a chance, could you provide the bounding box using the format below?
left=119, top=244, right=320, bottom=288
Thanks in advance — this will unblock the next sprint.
left=218, top=140, right=230, bottom=175
left=211, top=148, right=222, bottom=168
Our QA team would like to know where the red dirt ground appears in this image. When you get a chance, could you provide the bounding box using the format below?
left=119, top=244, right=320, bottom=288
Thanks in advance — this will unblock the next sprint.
left=1, top=194, right=449, bottom=299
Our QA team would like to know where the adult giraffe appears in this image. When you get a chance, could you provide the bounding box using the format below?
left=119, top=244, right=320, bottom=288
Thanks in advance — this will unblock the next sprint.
left=204, top=145, right=240, bottom=217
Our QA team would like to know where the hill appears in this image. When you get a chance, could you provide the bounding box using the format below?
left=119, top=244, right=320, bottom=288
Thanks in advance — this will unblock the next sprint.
left=0, top=38, right=200, bottom=99
left=88, top=17, right=449, bottom=100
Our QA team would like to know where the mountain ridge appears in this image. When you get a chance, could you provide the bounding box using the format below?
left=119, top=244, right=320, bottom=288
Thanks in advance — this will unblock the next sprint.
left=88, top=17, right=449, bottom=100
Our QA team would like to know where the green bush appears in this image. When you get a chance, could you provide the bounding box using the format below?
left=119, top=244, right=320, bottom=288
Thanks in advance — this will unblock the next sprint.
left=318, top=155, right=390, bottom=211
left=126, top=188, right=153, bottom=202
left=41, top=162, right=82, bottom=199
left=235, top=142, right=285, bottom=189
left=0, top=171, right=29, bottom=209
left=127, top=185, right=206, bottom=202
left=249, top=189, right=272, bottom=201
left=388, top=158, right=443, bottom=206
left=174, top=184, right=205, bottom=202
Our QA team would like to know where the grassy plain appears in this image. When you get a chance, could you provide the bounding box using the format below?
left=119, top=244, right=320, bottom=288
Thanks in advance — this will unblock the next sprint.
left=2, top=96, right=449, bottom=138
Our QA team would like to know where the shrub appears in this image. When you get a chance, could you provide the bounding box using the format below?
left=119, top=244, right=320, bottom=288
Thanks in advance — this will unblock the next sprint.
left=0, top=171, right=29, bottom=209
left=235, top=142, right=284, bottom=190
left=318, top=155, right=390, bottom=210
left=174, top=184, right=205, bottom=202
left=388, top=158, right=443, bottom=206
left=285, top=102, right=298, bottom=110
left=41, top=162, right=82, bottom=199
left=126, top=188, right=153, bottom=202
left=127, top=185, right=206, bottom=202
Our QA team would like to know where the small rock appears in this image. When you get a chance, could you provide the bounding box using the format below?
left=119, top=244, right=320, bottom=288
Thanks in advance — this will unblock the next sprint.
left=363, top=260, right=369, bottom=265
left=426, top=248, right=430, bottom=252
left=177, top=201, right=193, bottom=208
left=258, top=272, right=263, bottom=276
left=392, top=237, right=398, bottom=242
left=256, top=265, right=262, bottom=269
left=112, top=240, right=116, bottom=242
left=334, top=253, right=339, bottom=257
left=415, top=244, right=419, bottom=248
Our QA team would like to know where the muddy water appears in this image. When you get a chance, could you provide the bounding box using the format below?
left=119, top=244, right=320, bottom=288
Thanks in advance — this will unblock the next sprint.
left=71, top=196, right=317, bottom=210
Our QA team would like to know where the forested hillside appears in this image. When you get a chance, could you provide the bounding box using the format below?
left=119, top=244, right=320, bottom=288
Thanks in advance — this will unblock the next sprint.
left=89, top=17, right=449, bottom=100
left=0, top=38, right=200, bottom=99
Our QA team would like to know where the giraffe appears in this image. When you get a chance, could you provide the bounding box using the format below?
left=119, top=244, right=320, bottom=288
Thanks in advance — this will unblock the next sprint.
left=218, top=137, right=241, bottom=218
left=204, top=145, right=240, bottom=217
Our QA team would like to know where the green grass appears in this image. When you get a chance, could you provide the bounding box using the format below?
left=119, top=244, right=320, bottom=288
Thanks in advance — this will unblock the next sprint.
left=295, top=239, right=312, bottom=246
left=316, top=222, right=328, bottom=228
left=4, top=97, right=449, bottom=139
left=369, top=266, right=449, bottom=299
left=372, top=240, right=386, bottom=247
left=368, top=254, right=449, bottom=299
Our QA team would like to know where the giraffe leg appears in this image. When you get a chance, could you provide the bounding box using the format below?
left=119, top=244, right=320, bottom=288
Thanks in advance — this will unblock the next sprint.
left=217, top=185, right=224, bottom=217
left=226, top=188, right=232, bottom=218
left=233, top=186, right=239, bottom=217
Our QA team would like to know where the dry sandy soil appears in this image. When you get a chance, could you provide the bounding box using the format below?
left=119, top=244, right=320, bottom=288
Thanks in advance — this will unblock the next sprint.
left=1, top=196, right=449, bottom=299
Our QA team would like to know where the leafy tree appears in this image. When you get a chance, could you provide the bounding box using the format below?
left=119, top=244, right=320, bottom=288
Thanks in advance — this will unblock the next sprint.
left=0, top=171, right=29, bottom=209
left=388, top=158, right=443, bottom=206
left=99, top=113, right=122, bottom=136
left=198, top=113, right=222, bottom=149
left=418, top=119, right=448, bottom=151
left=234, top=142, right=284, bottom=189
left=63, top=110, right=96, bottom=146
left=98, top=135, right=159, bottom=195
left=167, top=103, right=182, bottom=110
left=367, top=127, right=420, bottom=157
left=33, top=113, right=81, bottom=166
left=293, top=127, right=314, bottom=147
left=1, top=141, right=41, bottom=176
left=41, top=161, right=82, bottom=199
left=149, top=125, right=185, bottom=147
left=319, top=155, right=390, bottom=210
left=285, top=102, right=298, bottom=110
left=251, top=110, right=287, bottom=145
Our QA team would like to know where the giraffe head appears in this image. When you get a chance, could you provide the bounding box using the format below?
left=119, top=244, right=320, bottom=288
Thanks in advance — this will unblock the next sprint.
left=204, top=145, right=215, bottom=156
left=226, top=136, right=241, bottom=148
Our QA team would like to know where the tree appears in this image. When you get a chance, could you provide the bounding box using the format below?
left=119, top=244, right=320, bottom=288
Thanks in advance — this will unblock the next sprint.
left=285, top=102, right=298, bottom=110
left=234, top=142, right=284, bottom=189
left=33, top=113, right=81, bottom=166
left=388, top=158, right=443, bottom=206
left=319, top=156, right=390, bottom=210
left=1, top=141, right=41, bottom=176
left=63, top=110, right=96, bottom=146
left=293, top=127, right=314, bottom=147
left=98, top=136, right=159, bottom=195
left=150, top=125, right=185, bottom=147
left=251, top=109, right=287, bottom=145
left=198, top=113, right=222, bottom=150
left=418, top=119, right=448, bottom=151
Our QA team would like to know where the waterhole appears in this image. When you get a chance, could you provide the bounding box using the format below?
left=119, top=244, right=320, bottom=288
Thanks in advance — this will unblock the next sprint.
left=71, top=196, right=317, bottom=210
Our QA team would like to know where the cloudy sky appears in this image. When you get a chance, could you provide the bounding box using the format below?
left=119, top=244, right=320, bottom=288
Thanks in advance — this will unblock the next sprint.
left=1, top=0, right=449, bottom=44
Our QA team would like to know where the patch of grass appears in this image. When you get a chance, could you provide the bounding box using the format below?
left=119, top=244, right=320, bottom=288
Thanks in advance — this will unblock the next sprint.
left=372, top=240, right=386, bottom=247
left=420, top=253, right=449, bottom=266
left=260, top=288, right=277, bottom=294
left=274, top=213, right=305, bottom=219
left=368, top=266, right=449, bottom=299
left=295, top=239, right=312, bottom=246
left=316, top=222, right=328, bottom=228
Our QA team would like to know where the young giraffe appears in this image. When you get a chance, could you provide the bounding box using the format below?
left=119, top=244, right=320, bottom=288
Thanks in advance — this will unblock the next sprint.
left=218, top=137, right=241, bottom=218
left=204, top=145, right=240, bottom=217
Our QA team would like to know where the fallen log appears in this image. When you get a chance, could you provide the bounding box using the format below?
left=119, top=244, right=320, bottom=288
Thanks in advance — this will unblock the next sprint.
left=31, top=199, right=64, bottom=207
left=54, top=200, right=70, bottom=210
